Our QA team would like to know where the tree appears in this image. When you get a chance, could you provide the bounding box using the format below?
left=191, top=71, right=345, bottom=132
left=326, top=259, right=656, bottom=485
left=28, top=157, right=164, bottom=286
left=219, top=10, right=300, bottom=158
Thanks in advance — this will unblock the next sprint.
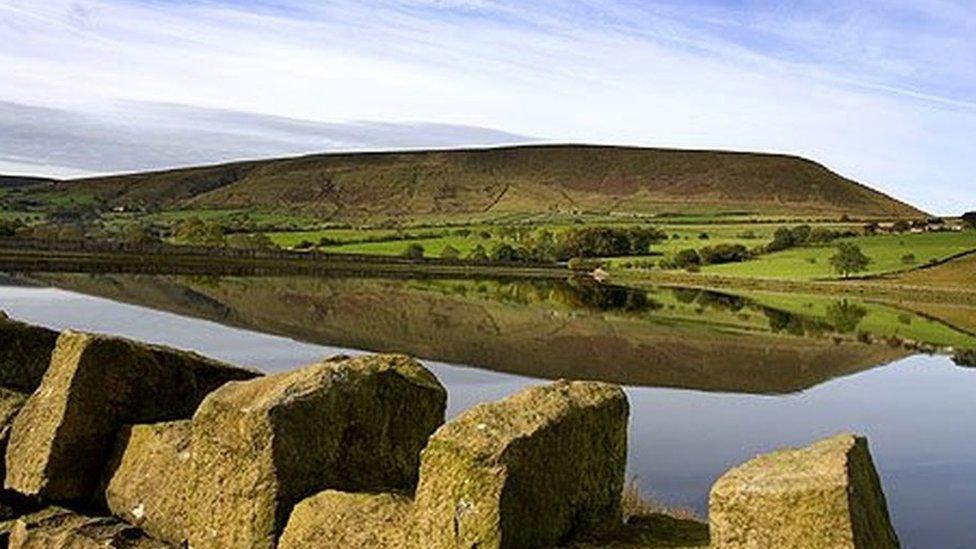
left=555, top=226, right=665, bottom=259
left=0, top=218, right=25, bottom=238
left=766, top=227, right=796, bottom=252
left=826, top=300, right=868, bottom=333
left=440, top=245, right=461, bottom=260
left=403, top=243, right=425, bottom=260
left=173, top=218, right=225, bottom=247
left=829, top=243, right=871, bottom=278
left=962, top=212, right=976, bottom=230
left=526, top=230, right=557, bottom=262
left=672, top=249, right=701, bottom=269
left=699, top=244, right=750, bottom=265
left=892, top=220, right=912, bottom=233
left=489, top=243, right=524, bottom=263
left=466, top=244, right=488, bottom=263
left=790, top=225, right=812, bottom=245
left=226, top=232, right=276, bottom=250
left=122, top=223, right=161, bottom=245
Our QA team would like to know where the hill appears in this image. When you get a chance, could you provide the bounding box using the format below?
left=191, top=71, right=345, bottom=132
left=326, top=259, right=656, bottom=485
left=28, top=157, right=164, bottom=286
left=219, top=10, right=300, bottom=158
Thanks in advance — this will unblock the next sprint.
left=41, top=145, right=923, bottom=221
left=0, top=175, right=56, bottom=188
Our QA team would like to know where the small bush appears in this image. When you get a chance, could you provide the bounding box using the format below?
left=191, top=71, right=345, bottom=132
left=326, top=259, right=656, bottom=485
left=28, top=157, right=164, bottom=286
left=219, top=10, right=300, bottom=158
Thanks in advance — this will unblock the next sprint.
left=901, top=253, right=917, bottom=265
left=699, top=244, right=750, bottom=265
left=466, top=244, right=488, bottom=263
left=402, top=243, right=425, bottom=260
left=672, top=249, right=701, bottom=269
left=440, top=245, right=461, bottom=260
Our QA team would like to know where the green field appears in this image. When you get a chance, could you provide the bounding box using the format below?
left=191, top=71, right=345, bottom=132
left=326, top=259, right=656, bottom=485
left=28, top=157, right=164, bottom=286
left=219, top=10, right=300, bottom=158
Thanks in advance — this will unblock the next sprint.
left=704, top=232, right=976, bottom=280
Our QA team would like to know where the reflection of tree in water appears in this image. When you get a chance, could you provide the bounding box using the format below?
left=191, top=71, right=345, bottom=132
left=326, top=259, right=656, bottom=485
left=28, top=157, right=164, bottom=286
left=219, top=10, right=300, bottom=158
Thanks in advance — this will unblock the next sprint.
left=826, top=300, right=869, bottom=333
left=671, top=288, right=869, bottom=339
left=761, top=299, right=869, bottom=337
left=442, top=280, right=875, bottom=337
left=763, top=308, right=830, bottom=337
left=951, top=349, right=975, bottom=368
left=440, top=278, right=662, bottom=314
left=670, top=288, right=746, bottom=313
left=556, top=278, right=662, bottom=313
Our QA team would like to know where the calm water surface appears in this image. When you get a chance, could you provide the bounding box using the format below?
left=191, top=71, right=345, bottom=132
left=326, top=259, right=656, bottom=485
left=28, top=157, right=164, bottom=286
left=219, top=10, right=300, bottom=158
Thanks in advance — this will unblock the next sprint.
left=1, top=277, right=973, bottom=548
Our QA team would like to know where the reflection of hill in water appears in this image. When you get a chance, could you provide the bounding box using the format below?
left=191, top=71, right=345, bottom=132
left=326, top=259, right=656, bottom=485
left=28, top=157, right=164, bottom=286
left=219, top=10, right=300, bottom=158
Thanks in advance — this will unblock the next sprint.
left=25, top=274, right=909, bottom=394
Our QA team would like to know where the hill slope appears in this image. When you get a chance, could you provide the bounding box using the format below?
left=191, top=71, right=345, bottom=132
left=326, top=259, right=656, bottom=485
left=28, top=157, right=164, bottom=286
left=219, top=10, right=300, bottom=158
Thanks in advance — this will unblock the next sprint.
left=0, top=175, right=56, bottom=188
left=47, top=145, right=923, bottom=220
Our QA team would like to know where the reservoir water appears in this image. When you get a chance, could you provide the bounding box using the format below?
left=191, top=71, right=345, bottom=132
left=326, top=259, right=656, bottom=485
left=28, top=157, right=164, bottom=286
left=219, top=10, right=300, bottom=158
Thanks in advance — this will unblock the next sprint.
left=1, top=273, right=973, bottom=548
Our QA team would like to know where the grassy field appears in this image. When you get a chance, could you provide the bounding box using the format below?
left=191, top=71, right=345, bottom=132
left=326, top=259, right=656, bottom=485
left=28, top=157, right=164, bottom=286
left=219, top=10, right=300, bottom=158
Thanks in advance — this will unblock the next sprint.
left=704, top=232, right=976, bottom=280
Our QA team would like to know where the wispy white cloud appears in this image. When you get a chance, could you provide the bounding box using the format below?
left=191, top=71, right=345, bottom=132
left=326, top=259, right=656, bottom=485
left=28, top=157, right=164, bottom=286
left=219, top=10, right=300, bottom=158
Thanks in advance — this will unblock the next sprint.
left=0, top=99, right=532, bottom=174
left=0, top=0, right=973, bottom=213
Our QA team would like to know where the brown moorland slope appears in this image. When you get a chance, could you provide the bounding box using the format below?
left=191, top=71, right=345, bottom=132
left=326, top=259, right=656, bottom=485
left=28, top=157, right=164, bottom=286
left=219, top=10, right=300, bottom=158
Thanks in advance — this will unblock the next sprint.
left=43, top=145, right=923, bottom=220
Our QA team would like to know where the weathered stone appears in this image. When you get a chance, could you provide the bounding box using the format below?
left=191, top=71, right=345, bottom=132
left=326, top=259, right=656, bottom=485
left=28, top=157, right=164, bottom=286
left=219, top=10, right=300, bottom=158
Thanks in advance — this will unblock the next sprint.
left=102, top=421, right=191, bottom=545
left=0, top=506, right=75, bottom=545
left=189, top=353, right=446, bottom=549
left=5, top=330, right=258, bottom=502
left=278, top=490, right=414, bottom=549
left=0, top=492, right=51, bottom=545
left=709, top=433, right=900, bottom=548
left=0, top=312, right=58, bottom=392
left=414, top=380, right=629, bottom=549
left=0, top=388, right=26, bottom=481
left=8, top=509, right=171, bottom=548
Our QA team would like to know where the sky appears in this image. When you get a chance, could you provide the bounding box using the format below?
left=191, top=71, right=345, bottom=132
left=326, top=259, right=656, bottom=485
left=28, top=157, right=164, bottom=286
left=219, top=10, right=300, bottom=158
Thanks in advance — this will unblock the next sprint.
left=1, top=0, right=974, bottom=214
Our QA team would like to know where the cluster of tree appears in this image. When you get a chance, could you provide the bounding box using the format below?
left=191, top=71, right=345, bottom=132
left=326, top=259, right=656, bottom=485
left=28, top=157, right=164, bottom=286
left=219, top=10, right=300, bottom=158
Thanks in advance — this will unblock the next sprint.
left=554, top=226, right=667, bottom=260
left=698, top=243, right=751, bottom=265
left=766, top=225, right=851, bottom=253
left=0, top=218, right=27, bottom=237
left=661, top=243, right=751, bottom=270
left=399, top=225, right=668, bottom=264
left=21, top=223, right=86, bottom=241
left=121, top=223, right=162, bottom=245
left=663, top=249, right=703, bottom=270
left=170, top=218, right=277, bottom=250
left=226, top=232, right=276, bottom=250
left=963, top=212, right=976, bottom=230
left=172, top=218, right=227, bottom=247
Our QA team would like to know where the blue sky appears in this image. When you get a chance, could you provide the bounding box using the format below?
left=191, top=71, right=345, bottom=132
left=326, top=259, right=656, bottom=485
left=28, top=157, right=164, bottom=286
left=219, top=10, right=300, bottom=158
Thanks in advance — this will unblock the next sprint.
left=1, top=0, right=974, bottom=213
